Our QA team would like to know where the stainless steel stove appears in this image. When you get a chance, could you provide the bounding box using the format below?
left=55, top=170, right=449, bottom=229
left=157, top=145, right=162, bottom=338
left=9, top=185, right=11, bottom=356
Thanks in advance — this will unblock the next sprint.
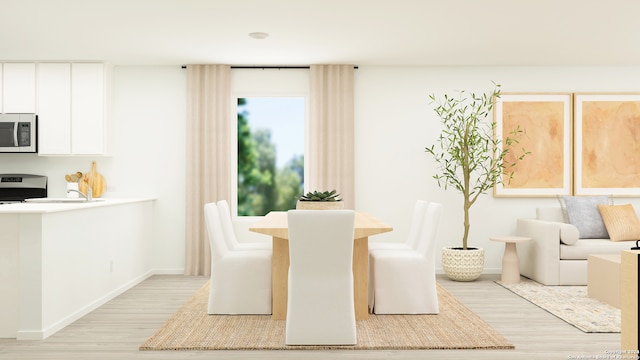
left=0, top=174, right=47, bottom=204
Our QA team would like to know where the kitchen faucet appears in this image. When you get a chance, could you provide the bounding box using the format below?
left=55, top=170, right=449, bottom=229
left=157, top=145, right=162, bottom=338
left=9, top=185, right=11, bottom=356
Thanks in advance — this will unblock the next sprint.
left=67, top=187, right=92, bottom=201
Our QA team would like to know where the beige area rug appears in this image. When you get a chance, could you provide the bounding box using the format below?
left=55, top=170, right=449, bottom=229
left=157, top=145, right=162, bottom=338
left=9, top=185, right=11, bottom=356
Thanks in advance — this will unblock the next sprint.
left=140, top=281, right=514, bottom=351
left=497, top=278, right=620, bottom=333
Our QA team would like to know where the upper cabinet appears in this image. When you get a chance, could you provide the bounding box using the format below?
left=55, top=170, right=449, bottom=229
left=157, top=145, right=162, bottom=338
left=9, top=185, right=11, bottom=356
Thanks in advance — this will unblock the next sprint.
left=2, top=63, right=37, bottom=113
left=37, top=63, right=72, bottom=154
left=1, top=62, right=109, bottom=156
left=35, top=62, right=109, bottom=156
left=70, top=63, right=106, bottom=155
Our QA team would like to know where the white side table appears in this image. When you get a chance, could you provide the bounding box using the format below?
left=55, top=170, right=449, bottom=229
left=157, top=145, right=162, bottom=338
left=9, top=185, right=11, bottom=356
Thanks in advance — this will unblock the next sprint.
left=490, top=236, right=531, bottom=283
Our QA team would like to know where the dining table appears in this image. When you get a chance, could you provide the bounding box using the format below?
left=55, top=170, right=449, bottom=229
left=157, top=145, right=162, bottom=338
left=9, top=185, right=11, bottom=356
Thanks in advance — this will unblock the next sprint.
left=249, top=210, right=393, bottom=320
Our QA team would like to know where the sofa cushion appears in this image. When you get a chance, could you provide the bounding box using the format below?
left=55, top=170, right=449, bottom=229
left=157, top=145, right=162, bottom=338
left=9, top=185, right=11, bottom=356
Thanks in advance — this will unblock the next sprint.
left=560, top=196, right=610, bottom=239
left=560, top=238, right=635, bottom=260
left=598, top=204, right=640, bottom=242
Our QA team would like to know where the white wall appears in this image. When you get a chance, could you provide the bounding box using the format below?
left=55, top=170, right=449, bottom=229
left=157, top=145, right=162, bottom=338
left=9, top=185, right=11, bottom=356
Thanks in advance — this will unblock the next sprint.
left=355, top=66, right=640, bottom=273
left=4, top=65, right=640, bottom=274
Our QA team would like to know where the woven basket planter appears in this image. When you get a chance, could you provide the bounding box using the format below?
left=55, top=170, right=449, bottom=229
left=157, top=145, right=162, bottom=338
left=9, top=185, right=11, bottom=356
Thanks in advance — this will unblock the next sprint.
left=441, top=247, right=485, bottom=282
left=295, top=200, right=345, bottom=210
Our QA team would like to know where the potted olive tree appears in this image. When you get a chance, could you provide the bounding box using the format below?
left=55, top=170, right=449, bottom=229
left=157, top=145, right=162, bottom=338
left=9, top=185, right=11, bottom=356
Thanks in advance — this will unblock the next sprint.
left=296, top=190, right=345, bottom=210
left=425, top=83, right=528, bottom=281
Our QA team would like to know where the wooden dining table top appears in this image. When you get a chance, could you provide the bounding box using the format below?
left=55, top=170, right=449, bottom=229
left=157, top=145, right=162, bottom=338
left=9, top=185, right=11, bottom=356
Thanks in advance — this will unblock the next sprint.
left=249, top=211, right=393, bottom=239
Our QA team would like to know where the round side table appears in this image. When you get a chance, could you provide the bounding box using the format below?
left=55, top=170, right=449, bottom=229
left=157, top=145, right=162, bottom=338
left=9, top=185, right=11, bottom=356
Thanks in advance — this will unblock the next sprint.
left=490, top=236, right=531, bottom=283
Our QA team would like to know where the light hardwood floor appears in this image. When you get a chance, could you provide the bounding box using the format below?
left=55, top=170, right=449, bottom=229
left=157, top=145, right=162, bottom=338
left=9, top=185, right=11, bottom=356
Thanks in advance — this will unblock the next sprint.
left=0, top=274, right=621, bottom=360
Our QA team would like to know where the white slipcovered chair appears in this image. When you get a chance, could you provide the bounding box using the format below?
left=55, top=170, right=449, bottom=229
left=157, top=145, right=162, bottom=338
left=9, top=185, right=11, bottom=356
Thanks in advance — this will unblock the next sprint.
left=285, top=210, right=357, bottom=345
left=368, top=200, right=428, bottom=252
left=204, top=202, right=272, bottom=314
left=217, top=200, right=272, bottom=251
left=369, top=202, right=442, bottom=314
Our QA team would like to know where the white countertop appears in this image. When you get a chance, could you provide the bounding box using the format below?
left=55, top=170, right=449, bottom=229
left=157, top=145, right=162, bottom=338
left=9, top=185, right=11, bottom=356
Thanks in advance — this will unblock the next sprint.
left=0, top=198, right=155, bottom=214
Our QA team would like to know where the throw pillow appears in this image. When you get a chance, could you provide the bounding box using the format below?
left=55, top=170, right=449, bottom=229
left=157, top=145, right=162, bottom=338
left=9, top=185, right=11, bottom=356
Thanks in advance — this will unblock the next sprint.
left=559, top=195, right=610, bottom=239
left=597, top=204, right=640, bottom=242
left=559, top=223, right=579, bottom=245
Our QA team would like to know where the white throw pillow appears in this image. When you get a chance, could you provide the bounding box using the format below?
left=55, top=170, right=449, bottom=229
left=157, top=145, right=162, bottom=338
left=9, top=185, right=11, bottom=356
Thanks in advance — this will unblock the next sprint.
left=559, top=223, right=579, bottom=245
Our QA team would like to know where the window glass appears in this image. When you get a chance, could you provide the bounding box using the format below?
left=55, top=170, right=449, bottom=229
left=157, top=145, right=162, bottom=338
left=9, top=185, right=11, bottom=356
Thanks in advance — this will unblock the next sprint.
left=237, top=97, right=304, bottom=216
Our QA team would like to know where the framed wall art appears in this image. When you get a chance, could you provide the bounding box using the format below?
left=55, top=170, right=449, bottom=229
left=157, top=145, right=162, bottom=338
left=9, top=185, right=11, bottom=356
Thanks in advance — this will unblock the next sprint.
left=493, top=93, right=573, bottom=197
left=574, top=93, right=640, bottom=196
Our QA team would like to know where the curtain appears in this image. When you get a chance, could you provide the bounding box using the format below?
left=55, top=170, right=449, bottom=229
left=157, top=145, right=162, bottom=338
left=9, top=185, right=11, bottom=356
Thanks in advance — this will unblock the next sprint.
left=184, top=64, right=231, bottom=276
left=309, top=65, right=355, bottom=209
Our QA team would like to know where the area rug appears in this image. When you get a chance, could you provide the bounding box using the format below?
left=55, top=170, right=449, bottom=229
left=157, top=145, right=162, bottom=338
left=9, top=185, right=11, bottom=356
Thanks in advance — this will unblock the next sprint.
left=140, top=281, right=514, bottom=351
left=497, top=278, right=620, bottom=333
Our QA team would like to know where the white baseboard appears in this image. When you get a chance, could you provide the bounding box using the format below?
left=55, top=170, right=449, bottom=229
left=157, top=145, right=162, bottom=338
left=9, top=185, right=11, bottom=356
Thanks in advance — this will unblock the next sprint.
left=16, top=270, right=154, bottom=340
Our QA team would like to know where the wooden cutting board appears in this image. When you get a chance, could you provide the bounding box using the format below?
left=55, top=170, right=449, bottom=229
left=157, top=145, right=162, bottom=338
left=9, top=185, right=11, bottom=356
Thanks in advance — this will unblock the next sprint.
left=79, top=161, right=106, bottom=197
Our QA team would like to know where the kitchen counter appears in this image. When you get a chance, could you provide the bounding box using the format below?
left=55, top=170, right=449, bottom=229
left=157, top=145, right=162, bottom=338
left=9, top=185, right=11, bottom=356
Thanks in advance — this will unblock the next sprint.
left=0, top=198, right=154, bottom=213
left=0, top=198, right=155, bottom=340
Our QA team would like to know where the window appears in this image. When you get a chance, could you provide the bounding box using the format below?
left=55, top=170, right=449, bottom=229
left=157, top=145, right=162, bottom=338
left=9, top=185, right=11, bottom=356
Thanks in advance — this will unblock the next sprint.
left=236, top=97, right=305, bottom=216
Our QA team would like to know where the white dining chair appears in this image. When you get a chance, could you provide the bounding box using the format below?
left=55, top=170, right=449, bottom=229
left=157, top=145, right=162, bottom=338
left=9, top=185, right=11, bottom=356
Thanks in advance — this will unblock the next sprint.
left=204, top=202, right=272, bottom=314
left=285, top=209, right=357, bottom=345
left=368, top=200, right=428, bottom=309
left=368, top=200, right=428, bottom=252
left=217, top=200, right=272, bottom=251
left=369, top=202, right=442, bottom=314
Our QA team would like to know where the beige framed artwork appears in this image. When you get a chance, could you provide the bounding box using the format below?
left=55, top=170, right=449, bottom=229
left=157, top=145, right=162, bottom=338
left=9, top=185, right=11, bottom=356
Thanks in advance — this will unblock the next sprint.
left=493, top=93, right=572, bottom=197
left=574, top=93, right=640, bottom=196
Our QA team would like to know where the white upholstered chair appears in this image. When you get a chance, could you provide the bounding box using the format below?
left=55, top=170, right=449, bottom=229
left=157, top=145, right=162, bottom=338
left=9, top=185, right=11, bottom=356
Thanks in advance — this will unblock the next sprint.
left=368, top=200, right=428, bottom=252
left=204, top=202, right=272, bottom=314
left=217, top=200, right=272, bottom=251
left=369, top=202, right=442, bottom=314
left=285, top=210, right=357, bottom=345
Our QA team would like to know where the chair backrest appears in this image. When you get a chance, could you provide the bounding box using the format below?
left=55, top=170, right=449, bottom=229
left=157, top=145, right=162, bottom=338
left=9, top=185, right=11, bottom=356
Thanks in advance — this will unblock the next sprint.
left=287, top=210, right=356, bottom=278
left=415, top=202, right=442, bottom=258
left=286, top=209, right=357, bottom=345
left=405, top=200, right=429, bottom=249
left=217, top=200, right=240, bottom=249
left=204, top=202, right=230, bottom=260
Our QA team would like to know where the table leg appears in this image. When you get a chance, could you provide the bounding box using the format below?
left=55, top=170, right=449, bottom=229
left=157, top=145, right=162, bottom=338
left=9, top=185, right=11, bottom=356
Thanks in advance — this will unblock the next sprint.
left=353, top=237, right=369, bottom=320
left=271, top=236, right=289, bottom=320
left=501, top=242, right=521, bottom=283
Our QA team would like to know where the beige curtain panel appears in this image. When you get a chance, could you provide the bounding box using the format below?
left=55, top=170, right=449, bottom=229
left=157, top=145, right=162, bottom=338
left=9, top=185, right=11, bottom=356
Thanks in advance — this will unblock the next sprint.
left=309, top=64, right=356, bottom=209
left=184, top=64, right=232, bottom=276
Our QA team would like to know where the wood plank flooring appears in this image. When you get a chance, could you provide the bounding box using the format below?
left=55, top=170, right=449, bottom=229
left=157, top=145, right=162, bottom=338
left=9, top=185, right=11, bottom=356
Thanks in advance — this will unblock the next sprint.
left=0, top=274, right=621, bottom=360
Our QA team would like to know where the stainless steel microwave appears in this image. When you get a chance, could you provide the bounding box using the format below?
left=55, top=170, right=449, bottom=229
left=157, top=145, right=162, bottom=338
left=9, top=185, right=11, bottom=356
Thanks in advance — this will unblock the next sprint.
left=0, top=113, right=37, bottom=153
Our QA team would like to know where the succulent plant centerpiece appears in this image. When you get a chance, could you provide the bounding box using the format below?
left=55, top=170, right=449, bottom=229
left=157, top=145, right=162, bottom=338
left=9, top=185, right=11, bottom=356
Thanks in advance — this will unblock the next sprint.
left=296, top=190, right=345, bottom=209
left=298, top=190, right=342, bottom=202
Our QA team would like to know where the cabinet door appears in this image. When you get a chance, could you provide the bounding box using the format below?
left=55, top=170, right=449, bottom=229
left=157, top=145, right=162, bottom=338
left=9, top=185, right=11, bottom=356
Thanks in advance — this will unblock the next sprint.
left=2, top=63, right=36, bottom=113
left=71, top=63, right=104, bottom=154
left=37, top=63, right=72, bottom=155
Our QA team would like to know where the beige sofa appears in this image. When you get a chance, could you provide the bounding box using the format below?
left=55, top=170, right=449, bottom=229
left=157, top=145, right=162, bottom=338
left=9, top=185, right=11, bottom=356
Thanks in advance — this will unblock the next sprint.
left=516, top=207, right=636, bottom=285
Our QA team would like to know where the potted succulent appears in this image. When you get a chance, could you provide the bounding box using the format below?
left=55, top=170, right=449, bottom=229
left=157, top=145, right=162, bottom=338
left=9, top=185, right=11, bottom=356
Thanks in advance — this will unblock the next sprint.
left=296, top=190, right=345, bottom=210
left=425, top=83, right=529, bottom=281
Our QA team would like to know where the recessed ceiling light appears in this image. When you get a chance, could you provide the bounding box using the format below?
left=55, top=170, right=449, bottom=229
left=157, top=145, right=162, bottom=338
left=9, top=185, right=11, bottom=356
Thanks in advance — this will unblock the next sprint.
left=249, top=32, right=269, bottom=40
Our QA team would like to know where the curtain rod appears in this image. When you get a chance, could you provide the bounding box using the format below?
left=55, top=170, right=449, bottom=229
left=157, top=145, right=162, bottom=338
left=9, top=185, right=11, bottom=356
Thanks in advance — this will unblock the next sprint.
left=180, top=65, right=358, bottom=69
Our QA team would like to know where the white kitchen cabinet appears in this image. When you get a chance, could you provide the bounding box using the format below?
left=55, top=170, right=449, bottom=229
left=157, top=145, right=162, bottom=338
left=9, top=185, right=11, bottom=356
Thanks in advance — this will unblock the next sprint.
left=36, top=62, right=108, bottom=156
left=71, top=63, right=105, bottom=154
left=37, top=63, right=72, bottom=154
left=2, top=63, right=36, bottom=113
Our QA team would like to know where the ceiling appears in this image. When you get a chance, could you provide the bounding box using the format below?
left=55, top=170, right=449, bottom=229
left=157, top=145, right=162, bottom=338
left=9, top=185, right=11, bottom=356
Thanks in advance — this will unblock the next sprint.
left=3, top=0, right=640, bottom=67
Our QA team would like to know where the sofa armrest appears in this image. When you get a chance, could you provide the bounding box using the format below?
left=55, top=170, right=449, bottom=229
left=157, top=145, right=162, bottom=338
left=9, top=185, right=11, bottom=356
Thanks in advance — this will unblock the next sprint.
left=516, top=218, right=571, bottom=285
